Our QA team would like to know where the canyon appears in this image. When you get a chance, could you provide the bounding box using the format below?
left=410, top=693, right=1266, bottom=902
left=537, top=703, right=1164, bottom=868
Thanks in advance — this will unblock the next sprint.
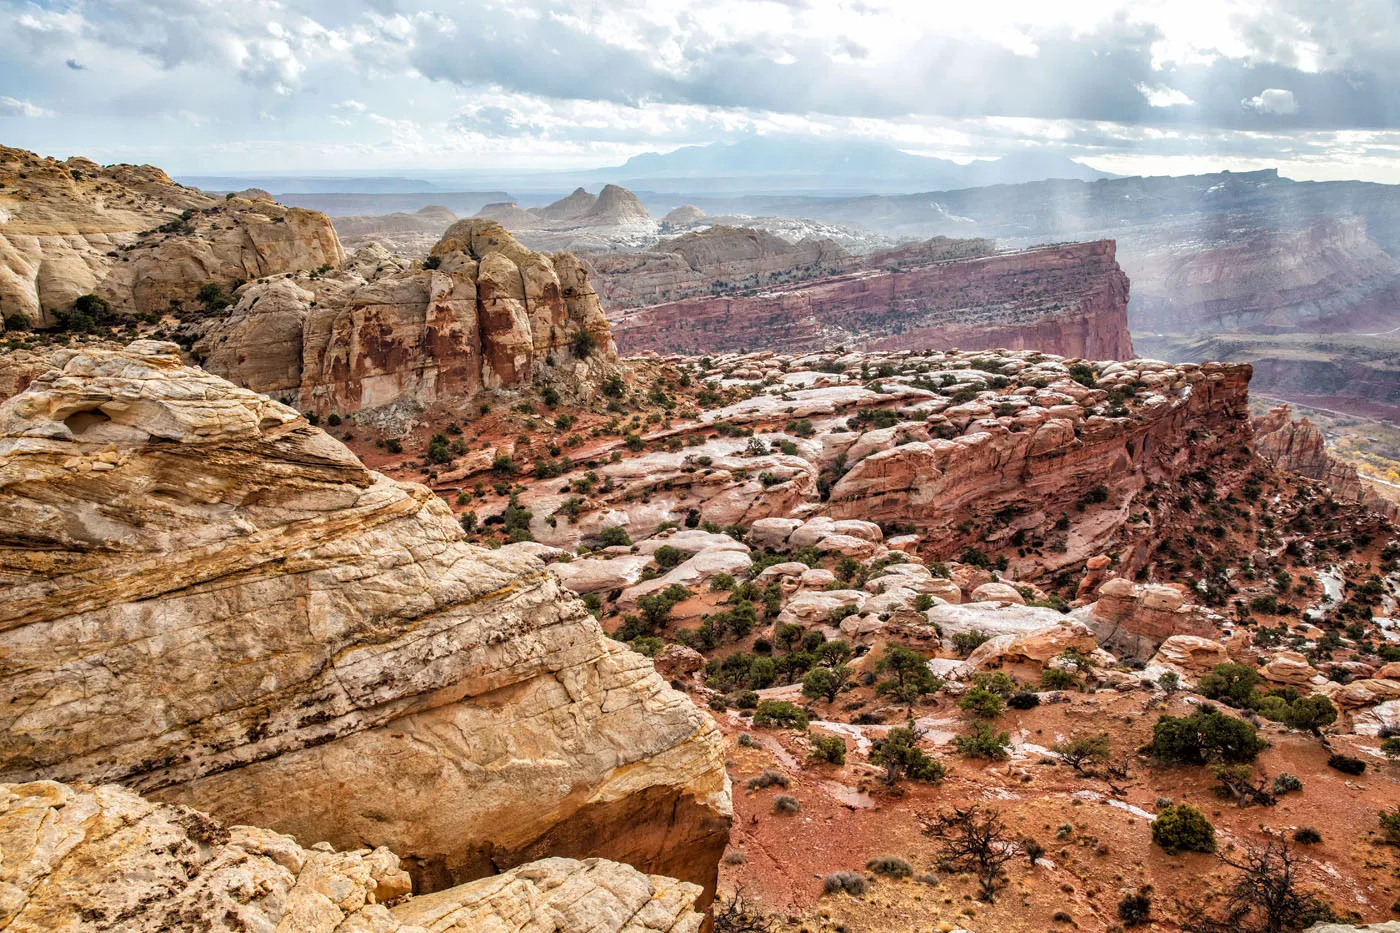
left=606, top=240, right=1134, bottom=360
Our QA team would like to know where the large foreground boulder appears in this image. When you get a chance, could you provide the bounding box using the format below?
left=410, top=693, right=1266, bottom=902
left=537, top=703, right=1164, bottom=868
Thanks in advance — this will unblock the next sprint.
left=0, top=780, right=704, bottom=933
left=0, top=342, right=729, bottom=896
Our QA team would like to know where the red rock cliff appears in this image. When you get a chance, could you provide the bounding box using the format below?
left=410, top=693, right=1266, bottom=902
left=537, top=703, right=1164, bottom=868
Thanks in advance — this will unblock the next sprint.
left=607, top=240, right=1133, bottom=360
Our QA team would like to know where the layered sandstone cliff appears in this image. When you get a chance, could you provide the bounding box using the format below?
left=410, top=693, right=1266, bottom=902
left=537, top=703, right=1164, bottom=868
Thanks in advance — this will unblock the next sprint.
left=0, top=780, right=705, bottom=933
left=0, top=342, right=728, bottom=894
left=0, top=145, right=342, bottom=326
left=1129, top=217, right=1400, bottom=333
left=607, top=240, right=1134, bottom=360
left=1254, top=404, right=1399, bottom=520
left=194, top=220, right=618, bottom=416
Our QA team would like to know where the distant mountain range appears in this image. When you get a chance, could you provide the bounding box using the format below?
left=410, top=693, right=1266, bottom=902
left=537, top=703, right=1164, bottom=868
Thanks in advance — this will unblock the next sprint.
left=177, top=137, right=1114, bottom=201
left=593, top=138, right=1114, bottom=194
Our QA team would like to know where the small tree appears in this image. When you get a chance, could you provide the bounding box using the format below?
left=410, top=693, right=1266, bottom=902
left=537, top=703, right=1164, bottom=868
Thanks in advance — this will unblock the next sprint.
left=753, top=700, right=808, bottom=730
left=809, top=734, right=846, bottom=765
left=1381, top=806, right=1400, bottom=846
left=1149, top=711, right=1266, bottom=765
left=1053, top=733, right=1111, bottom=775
left=924, top=805, right=1015, bottom=902
left=802, top=664, right=852, bottom=702
left=1182, top=835, right=1329, bottom=933
left=1211, top=764, right=1277, bottom=808
left=875, top=644, right=941, bottom=710
left=958, top=686, right=1006, bottom=719
left=713, top=891, right=775, bottom=933
left=1282, top=694, right=1337, bottom=737
left=1197, top=663, right=1264, bottom=708
left=871, top=725, right=945, bottom=785
left=954, top=721, right=1011, bottom=760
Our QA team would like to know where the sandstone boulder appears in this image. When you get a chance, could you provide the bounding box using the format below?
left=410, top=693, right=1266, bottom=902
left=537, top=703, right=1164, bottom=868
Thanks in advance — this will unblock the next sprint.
left=970, top=581, right=1027, bottom=605
left=1080, top=579, right=1216, bottom=660
left=1261, top=650, right=1323, bottom=686
left=0, top=343, right=729, bottom=897
left=926, top=603, right=1065, bottom=639
left=1148, top=636, right=1230, bottom=680
left=0, top=780, right=704, bottom=933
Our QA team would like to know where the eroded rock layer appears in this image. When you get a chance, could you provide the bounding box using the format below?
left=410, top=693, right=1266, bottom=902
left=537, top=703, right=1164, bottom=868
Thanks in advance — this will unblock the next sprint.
left=0, top=780, right=705, bottom=933
left=194, top=220, right=618, bottom=415
left=1253, top=404, right=1398, bottom=520
left=606, top=240, right=1133, bottom=360
left=0, top=145, right=342, bottom=327
left=0, top=342, right=728, bottom=895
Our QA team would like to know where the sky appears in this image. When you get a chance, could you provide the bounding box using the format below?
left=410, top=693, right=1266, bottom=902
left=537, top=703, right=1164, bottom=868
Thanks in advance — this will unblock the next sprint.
left=4, top=0, right=1400, bottom=182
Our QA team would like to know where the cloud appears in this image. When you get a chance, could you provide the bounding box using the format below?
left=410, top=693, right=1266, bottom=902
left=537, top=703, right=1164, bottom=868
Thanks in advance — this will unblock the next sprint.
left=1137, top=84, right=1193, bottom=107
left=0, top=97, right=54, bottom=118
left=65, top=58, right=87, bottom=70
left=1243, top=88, right=1298, bottom=115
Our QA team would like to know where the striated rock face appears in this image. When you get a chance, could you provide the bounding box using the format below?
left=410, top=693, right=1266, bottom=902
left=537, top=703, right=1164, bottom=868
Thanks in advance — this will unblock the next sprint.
left=1075, top=578, right=1218, bottom=660
left=0, top=343, right=729, bottom=896
left=1130, top=217, right=1400, bottom=334
left=1254, top=404, right=1399, bottom=520
left=194, top=221, right=618, bottom=416
left=589, top=225, right=857, bottom=308
left=607, top=240, right=1134, bottom=360
left=825, top=359, right=1252, bottom=577
left=0, top=780, right=705, bottom=933
left=0, top=145, right=342, bottom=327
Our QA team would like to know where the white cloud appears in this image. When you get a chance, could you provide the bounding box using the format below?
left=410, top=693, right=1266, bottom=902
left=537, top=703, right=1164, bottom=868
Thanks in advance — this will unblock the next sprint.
left=1243, top=88, right=1298, bottom=114
left=335, top=99, right=367, bottom=112
left=0, top=97, right=54, bottom=118
left=1137, top=84, right=1193, bottom=107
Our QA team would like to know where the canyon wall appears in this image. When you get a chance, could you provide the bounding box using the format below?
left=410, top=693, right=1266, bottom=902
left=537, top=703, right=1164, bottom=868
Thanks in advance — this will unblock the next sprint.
left=1128, top=217, right=1400, bottom=334
left=607, top=240, right=1134, bottom=360
left=194, top=220, right=618, bottom=416
left=1254, top=404, right=1400, bottom=520
left=0, top=145, right=342, bottom=327
left=0, top=342, right=729, bottom=896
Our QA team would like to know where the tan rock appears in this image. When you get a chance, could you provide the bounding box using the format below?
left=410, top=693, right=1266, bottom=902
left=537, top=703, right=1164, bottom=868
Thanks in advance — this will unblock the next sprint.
left=1149, top=636, right=1230, bottom=678
left=0, top=343, right=729, bottom=897
left=970, top=581, right=1027, bottom=605
left=653, top=645, right=706, bottom=682
left=1080, top=580, right=1216, bottom=660
left=0, top=780, right=704, bottom=933
left=1261, top=650, right=1321, bottom=686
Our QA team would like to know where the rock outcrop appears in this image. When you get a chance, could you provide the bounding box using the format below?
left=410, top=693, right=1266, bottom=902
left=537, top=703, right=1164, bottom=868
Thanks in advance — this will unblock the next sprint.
left=194, top=220, right=618, bottom=416
left=607, top=240, right=1134, bottom=360
left=0, top=343, right=729, bottom=896
left=588, top=225, right=857, bottom=308
left=0, top=780, right=705, bottom=933
left=0, top=145, right=342, bottom=327
left=1254, top=404, right=1399, bottom=520
left=473, top=184, right=659, bottom=252
left=1076, top=578, right=1219, bottom=660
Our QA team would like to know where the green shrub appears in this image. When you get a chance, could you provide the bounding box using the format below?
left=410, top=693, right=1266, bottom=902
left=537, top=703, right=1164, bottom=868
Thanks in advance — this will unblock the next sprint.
left=1197, top=663, right=1264, bottom=708
left=1148, top=710, right=1266, bottom=764
left=1381, top=806, right=1400, bottom=845
left=1118, top=890, right=1152, bottom=926
left=735, top=690, right=759, bottom=709
left=1151, top=803, right=1215, bottom=854
left=746, top=769, right=789, bottom=789
left=959, top=687, right=1006, bottom=719
left=597, top=526, right=632, bottom=547
left=871, top=726, right=946, bottom=783
left=1040, top=667, right=1077, bottom=690
left=1328, top=753, right=1366, bottom=775
left=951, top=629, right=991, bottom=657
left=653, top=545, right=684, bottom=569
left=753, top=700, right=808, bottom=730
left=1273, top=773, right=1303, bottom=795
left=1293, top=827, right=1322, bottom=845
left=953, top=721, right=1011, bottom=760
left=810, top=734, right=847, bottom=765
left=1383, top=736, right=1400, bottom=759
left=1284, top=694, right=1337, bottom=734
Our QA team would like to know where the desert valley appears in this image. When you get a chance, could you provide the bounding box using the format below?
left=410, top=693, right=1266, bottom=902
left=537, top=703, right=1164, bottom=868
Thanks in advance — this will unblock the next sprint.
left=4, top=7, right=1400, bottom=929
